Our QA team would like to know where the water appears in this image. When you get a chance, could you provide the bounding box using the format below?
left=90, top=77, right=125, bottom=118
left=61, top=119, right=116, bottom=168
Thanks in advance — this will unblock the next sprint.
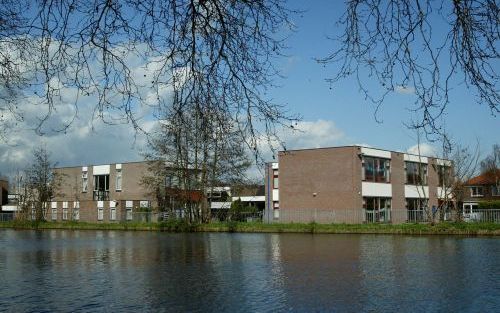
left=0, top=230, right=499, bottom=312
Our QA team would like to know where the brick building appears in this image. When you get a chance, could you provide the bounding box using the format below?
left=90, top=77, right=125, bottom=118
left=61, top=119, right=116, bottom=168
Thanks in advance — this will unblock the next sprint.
left=49, top=161, right=157, bottom=223
left=462, top=169, right=500, bottom=214
left=264, top=146, right=452, bottom=224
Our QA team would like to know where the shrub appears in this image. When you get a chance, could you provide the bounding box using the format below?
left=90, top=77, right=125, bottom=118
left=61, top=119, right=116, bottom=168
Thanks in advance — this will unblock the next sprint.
left=478, top=200, right=500, bottom=210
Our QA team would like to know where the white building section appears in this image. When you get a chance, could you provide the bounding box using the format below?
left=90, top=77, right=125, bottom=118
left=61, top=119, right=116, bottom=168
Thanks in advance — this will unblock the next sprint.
left=405, top=185, right=429, bottom=198
left=232, top=196, right=266, bottom=202
left=360, top=147, right=392, bottom=159
left=210, top=202, right=232, bottom=209
left=93, top=165, right=110, bottom=175
left=404, top=154, right=428, bottom=164
left=437, top=187, right=453, bottom=199
left=362, top=182, right=392, bottom=197
left=272, top=162, right=279, bottom=169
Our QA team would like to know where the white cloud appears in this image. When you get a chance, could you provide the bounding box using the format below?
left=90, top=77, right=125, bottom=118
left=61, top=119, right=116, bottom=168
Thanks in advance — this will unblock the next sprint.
left=281, top=119, right=345, bottom=150
left=407, top=143, right=437, bottom=157
left=395, top=85, right=416, bottom=95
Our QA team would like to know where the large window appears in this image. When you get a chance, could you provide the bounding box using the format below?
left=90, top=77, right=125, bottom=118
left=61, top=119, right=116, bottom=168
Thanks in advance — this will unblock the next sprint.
left=437, top=165, right=452, bottom=186
left=363, top=157, right=390, bottom=183
left=405, top=162, right=427, bottom=185
left=93, top=175, right=110, bottom=200
left=406, top=198, right=428, bottom=222
left=363, top=197, right=391, bottom=223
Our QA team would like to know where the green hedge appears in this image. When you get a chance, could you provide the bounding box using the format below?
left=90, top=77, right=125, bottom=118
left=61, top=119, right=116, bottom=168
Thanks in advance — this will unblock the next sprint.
left=478, top=200, right=500, bottom=210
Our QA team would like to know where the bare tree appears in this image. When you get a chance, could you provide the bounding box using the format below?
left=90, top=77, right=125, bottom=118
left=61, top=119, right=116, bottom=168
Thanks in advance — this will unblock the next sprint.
left=23, top=146, right=62, bottom=222
left=142, top=104, right=252, bottom=224
left=439, top=135, right=480, bottom=222
left=0, top=0, right=298, bottom=153
left=479, top=143, right=499, bottom=193
left=321, top=0, right=499, bottom=136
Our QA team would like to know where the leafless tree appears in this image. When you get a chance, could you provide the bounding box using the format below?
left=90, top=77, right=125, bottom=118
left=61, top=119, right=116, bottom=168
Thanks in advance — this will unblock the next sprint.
left=0, top=0, right=299, bottom=153
left=479, top=143, right=499, bottom=192
left=142, top=104, right=252, bottom=224
left=321, top=0, right=499, bottom=136
left=438, top=135, right=480, bottom=222
left=22, top=146, right=62, bottom=222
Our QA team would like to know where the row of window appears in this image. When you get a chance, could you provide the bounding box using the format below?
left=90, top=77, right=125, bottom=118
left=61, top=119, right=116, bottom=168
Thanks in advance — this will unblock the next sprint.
left=362, top=197, right=432, bottom=223
left=362, top=157, right=451, bottom=186
left=45, top=207, right=134, bottom=221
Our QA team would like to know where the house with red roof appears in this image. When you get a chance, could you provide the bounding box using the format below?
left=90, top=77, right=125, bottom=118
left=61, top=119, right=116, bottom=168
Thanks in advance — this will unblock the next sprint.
left=462, top=169, right=500, bottom=216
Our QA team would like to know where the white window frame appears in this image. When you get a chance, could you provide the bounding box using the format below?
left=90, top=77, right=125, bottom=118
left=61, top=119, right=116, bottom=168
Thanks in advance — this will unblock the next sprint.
left=97, top=201, right=104, bottom=221
left=126, top=200, right=133, bottom=221
left=51, top=208, right=57, bottom=221
left=82, top=171, right=88, bottom=192
left=471, top=186, right=484, bottom=197
left=116, top=169, right=122, bottom=191
left=73, top=201, right=80, bottom=220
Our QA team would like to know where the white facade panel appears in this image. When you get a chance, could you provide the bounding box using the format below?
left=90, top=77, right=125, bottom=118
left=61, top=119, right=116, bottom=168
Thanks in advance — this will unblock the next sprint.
left=93, top=165, right=110, bottom=175
left=272, top=162, right=279, bottom=169
left=126, top=200, right=134, bottom=208
left=404, top=154, right=428, bottom=164
left=62, top=201, right=68, bottom=208
left=360, top=147, right=391, bottom=159
left=232, top=196, right=266, bottom=202
left=405, top=185, right=429, bottom=198
left=115, top=163, right=122, bottom=170
left=361, top=182, right=392, bottom=197
left=51, top=201, right=57, bottom=209
left=210, top=201, right=232, bottom=209
left=1, top=205, right=19, bottom=212
left=82, top=166, right=88, bottom=172
left=97, top=201, right=104, bottom=208
left=272, top=189, right=279, bottom=201
left=109, top=201, right=116, bottom=208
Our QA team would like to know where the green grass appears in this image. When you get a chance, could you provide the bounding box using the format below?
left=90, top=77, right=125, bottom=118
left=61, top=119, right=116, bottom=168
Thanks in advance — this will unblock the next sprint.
left=1, top=220, right=499, bottom=235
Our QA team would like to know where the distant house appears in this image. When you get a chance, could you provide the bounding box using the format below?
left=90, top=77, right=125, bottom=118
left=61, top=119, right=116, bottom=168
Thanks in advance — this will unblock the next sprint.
left=462, top=169, right=500, bottom=216
left=208, top=185, right=265, bottom=221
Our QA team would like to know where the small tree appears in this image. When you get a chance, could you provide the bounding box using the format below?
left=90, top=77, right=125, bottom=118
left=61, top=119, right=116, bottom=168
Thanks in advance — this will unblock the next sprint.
left=24, top=147, right=62, bottom=222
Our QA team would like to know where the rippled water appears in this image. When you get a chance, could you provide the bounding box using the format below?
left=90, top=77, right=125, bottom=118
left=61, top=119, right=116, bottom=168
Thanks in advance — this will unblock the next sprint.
left=0, top=229, right=499, bottom=312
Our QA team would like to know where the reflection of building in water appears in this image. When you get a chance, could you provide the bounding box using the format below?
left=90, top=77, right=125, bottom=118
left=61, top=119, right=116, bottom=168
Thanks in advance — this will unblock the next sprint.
left=275, top=234, right=365, bottom=311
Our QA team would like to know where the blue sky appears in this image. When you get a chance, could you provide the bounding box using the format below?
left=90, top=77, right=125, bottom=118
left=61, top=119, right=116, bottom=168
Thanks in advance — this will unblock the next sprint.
left=0, top=0, right=497, bottom=177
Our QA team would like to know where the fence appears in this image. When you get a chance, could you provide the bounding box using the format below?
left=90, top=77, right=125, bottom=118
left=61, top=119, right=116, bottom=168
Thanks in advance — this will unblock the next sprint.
left=3, top=209, right=499, bottom=224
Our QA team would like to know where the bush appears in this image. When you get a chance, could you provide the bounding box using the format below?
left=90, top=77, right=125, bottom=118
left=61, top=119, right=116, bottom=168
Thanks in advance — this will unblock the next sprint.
left=478, top=200, right=500, bottom=210
left=158, top=219, right=197, bottom=232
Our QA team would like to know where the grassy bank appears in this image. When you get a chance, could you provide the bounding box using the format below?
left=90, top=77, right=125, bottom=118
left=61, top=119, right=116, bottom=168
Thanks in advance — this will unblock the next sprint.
left=1, top=220, right=500, bottom=236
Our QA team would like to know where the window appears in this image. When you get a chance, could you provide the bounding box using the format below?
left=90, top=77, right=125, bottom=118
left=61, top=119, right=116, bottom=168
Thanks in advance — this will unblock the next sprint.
left=492, top=185, right=499, bottom=196
left=273, top=202, right=279, bottom=219
left=363, top=157, right=390, bottom=182
left=273, top=169, right=279, bottom=189
left=97, top=201, right=104, bottom=221
left=126, top=201, right=133, bottom=221
left=63, top=202, right=68, bottom=219
left=93, top=175, right=110, bottom=200
left=406, top=198, right=428, bottom=222
left=82, top=171, right=88, bottom=192
left=405, top=162, right=428, bottom=185
left=437, top=165, right=452, bottom=186
left=73, top=201, right=80, bottom=220
left=110, top=208, right=116, bottom=221
left=51, top=208, right=57, bottom=221
left=116, top=169, right=122, bottom=191
left=31, top=208, right=36, bottom=221
left=470, top=186, right=483, bottom=197
left=363, top=197, right=391, bottom=223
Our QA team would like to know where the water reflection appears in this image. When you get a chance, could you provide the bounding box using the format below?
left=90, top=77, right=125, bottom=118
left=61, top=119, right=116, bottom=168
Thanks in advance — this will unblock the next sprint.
left=0, top=230, right=499, bottom=312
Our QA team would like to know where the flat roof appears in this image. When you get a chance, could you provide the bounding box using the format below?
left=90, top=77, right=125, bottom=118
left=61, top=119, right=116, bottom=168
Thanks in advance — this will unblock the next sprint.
left=276, top=145, right=445, bottom=160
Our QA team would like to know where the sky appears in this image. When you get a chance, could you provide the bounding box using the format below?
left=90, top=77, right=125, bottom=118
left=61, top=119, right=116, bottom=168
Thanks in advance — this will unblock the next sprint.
left=0, top=0, right=498, bottom=179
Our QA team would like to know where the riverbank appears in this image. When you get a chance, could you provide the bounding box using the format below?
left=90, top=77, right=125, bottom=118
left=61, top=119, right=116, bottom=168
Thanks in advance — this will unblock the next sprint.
left=1, top=220, right=500, bottom=235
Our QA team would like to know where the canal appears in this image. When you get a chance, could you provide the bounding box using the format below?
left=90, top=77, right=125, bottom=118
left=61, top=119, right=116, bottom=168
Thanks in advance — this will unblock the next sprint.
left=0, top=229, right=498, bottom=312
